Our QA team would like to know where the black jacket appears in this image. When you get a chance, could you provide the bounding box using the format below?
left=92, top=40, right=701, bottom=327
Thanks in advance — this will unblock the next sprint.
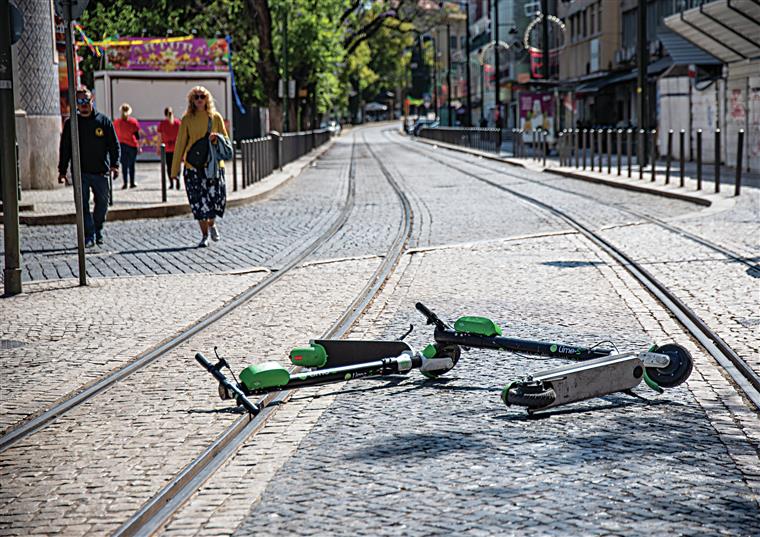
left=58, top=111, right=120, bottom=176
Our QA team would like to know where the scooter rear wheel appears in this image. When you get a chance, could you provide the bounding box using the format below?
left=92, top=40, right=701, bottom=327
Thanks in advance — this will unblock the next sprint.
left=504, top=382, right=556, bottom=409
left=645, top=343, right=693, bottom=388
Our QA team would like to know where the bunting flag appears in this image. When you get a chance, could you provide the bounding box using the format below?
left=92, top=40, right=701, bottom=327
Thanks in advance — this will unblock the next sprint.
left=73, top=23, right=102, bottom=57
left=75, top=35, right=194, bottom=49
left=226, top=35, right=247, bottom=115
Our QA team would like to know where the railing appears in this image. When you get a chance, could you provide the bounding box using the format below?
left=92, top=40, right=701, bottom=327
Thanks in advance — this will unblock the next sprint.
left=417, top=126, right=503, bottom=154
left=233, top=129, right=331, bottom=192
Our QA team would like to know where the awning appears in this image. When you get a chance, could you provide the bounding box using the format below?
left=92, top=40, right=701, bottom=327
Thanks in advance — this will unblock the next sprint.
left=574, top=57, right=673, bottom=94
left=658, top=29, right=722, bottom=65
left=664, top=0, right=760, bottom=64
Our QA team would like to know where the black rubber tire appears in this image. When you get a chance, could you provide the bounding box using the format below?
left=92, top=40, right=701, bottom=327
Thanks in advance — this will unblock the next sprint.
left=645, top=343, right=693, bottom=388
left=505, top=384, right=556, bottom=409
left=420, top=345, right=461, bottom=379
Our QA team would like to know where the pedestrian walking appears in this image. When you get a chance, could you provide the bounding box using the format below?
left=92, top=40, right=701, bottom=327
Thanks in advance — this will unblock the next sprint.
left=114, top=103, right=141, bottom=189
left=57, top=87, right=120, bottom=247
left=170, top=86, right=231, bottom=248
left=157, top=106, right=181, bottom=189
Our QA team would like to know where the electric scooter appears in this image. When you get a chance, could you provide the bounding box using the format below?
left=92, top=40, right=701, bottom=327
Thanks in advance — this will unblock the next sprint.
left=196, top=337, right=461, bottom=415
left=415, top=302, right=693, bottom=413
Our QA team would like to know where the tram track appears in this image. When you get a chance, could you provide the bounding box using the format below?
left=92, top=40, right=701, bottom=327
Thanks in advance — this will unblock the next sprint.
left=112, top=131, right=415, bottom=536
left=0, top=137, right=359, bottom=454
left=387, top=130, right=760, bottom=410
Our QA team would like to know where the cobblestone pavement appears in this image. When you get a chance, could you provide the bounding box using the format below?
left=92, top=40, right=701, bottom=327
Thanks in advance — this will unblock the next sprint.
left=0, top=145, right=343, bottom=282
left=399, top=133, right=760, bottom=379
left=1, top=125, right=757, bottom=536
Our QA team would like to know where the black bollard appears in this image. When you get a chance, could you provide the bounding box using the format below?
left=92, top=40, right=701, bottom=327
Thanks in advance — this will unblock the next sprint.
left=665, top=130, right=673, bottom=185
left=574, top=129, right=579, bottom=168
left=617, top=129, right=622, bottom=176
left=598, top=129, right=604, bottom=172
left=679, top=129, right=685, bottom=187
left=696, top=129, right=702, bottom=190
left=607, top=129, right=612, bottom=174
left=714, top=128, right=721, bottom=193
left=543, top=130, right=547, bottom=167
left=160, top=143, right=167, bottom=203
left=638, top=129, right=645, bottom=179
left=232, top=139, right=238, bottom=192
left=627, top=129, right=633, bottom=178
left=735, top=129, right=744, bottom=196
left=582, top=129, right=587, bottom=170
left=590, top=129, right=596, bottom=171
left=650, top=129, right=657, bottom=182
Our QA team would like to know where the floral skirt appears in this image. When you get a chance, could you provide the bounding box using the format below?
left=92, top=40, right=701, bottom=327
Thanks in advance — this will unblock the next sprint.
left=184, top=167, right=226, bottom=220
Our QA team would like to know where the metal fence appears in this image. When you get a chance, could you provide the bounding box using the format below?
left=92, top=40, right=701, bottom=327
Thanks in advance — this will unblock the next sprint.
left=233, top=128, right=331, bottom=192
left=417, top=127, right=503, bottom=154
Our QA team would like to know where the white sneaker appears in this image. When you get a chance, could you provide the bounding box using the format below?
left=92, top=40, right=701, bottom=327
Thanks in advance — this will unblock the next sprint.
left=209, top=225, right=220, bottom=242
left=198, top=236, right=209, bottom=248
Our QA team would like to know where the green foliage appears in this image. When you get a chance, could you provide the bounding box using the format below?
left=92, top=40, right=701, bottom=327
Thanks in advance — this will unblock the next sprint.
left=79, top=0, right=421, bottom=118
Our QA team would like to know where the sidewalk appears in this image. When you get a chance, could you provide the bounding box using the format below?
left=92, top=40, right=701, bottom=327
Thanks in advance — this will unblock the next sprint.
left=415, top=135, right=758, bottom=208
left=1, top=140, right=335, bottom=225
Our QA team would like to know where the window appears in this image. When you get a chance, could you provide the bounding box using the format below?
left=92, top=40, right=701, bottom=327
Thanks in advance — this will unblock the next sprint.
left=597, top=2, right=602, bottom=33
left=582, top=9, right=587, bottom=38
left=590, top=5, right=595, bottom=37
left=450, top=35, right=457, bottom=51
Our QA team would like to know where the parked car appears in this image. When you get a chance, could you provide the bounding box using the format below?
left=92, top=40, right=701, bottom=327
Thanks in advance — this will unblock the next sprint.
left=412, top=118, right=439, bottom=136
left=321, top=120, right=342, bottom=136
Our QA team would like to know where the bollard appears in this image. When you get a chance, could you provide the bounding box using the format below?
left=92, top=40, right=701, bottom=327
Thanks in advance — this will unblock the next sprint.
left=616, top=129, right=622, bottom=176
left=627, top=129, right=633, bottom=178
left=232, top=139, right=238, bottom=192
left=582, top=129, right=587, bottom=170
left=574, top=129, right=579, bottom=168
left=665, top=130, right=673, bottom=185
left=597, top=129, right=604, bottom=172
left=607, top=129, right=612, bottom=174
left=160, top=143, right=167, bottom=203
left=735, top=129, right=744, bottom=196
left=650, top=129, right=657, bottom=182
left=542, top=130, right=547, bottom=167
left=679, top=130, right=685, bottom=187
left=589, top=129, right=596, bottom=171
left=714, top=128, right=721, bottom=193
left=696, top=129, right=702, bottom=190
left=638, top=129, right=645, bottom=179
left=241, top=140, right=247, bottom=188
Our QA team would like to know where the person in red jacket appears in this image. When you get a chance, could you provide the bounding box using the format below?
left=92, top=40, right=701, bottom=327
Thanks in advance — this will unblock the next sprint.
left=157, top=106, right=182, bottom=189
left=114, top=102, right=140, bottom=189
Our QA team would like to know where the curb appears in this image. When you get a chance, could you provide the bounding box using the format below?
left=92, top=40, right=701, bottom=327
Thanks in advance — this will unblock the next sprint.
left=412, top=135, right=711, bottom=207
left=9, top=139, right=336, bottom=226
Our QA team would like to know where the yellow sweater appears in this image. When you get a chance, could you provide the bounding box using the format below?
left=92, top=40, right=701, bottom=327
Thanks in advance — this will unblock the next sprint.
left=171, top=111, right=228, bottom=177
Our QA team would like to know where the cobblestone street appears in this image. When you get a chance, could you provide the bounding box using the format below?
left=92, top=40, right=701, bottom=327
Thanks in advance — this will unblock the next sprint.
left=1, top=125, right=758, bottom=536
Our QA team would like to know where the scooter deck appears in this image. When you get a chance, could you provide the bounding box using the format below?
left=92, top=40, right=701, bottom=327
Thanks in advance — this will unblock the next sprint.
left=312, top=339, right=413, bottom=368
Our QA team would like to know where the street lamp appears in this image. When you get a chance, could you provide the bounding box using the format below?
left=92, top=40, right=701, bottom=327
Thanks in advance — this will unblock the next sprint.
left=478, top=40, right=510, bottom=127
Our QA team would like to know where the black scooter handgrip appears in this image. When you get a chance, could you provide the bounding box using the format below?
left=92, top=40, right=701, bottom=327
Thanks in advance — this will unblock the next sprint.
left=415, top=302, right=437, bottom=322
left=195, top=353, right=260, bottom=415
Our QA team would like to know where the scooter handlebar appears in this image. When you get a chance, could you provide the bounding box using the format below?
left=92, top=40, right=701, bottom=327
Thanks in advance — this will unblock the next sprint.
left=195, top=352, right=260, bottom=415
left=415, top=302, right=453, bottom=331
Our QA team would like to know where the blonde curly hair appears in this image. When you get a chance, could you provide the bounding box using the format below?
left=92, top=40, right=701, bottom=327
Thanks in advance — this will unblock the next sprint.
left=185, top=86, right=217, bottom=117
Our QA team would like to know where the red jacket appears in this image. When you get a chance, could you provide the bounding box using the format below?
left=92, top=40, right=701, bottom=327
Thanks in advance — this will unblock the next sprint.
left=114, top=117, right=140, bottom=148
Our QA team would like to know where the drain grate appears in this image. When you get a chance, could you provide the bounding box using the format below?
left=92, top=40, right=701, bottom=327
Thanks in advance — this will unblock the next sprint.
left=0, top=340, right=26, bottom=350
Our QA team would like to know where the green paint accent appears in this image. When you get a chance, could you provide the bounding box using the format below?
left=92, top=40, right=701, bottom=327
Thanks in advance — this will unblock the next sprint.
left=344, top=373, right=352, bottom=380
left=239, top=362, right=290, bottom=391
left=550, top=344, right=558, bottom=353
left=648, top=343, right=658, bottom=352
left=501, top=382, right=517, bottom=405
left=454, top=316, right=503, bottom=337
left=422, top=344, right=438, bottom=359
left=642, top=369, right=664, bottom=394
left=289, top=343, right=327, bottom=368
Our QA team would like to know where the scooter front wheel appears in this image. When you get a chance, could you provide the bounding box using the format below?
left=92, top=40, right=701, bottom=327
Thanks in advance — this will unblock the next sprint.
left=645, top=343, right=693, bottom=389
left=502, top=381, right=556, bottom=409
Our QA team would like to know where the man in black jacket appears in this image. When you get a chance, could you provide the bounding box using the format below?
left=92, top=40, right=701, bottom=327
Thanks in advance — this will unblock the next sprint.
left=58, top=87, right=120, bottom=247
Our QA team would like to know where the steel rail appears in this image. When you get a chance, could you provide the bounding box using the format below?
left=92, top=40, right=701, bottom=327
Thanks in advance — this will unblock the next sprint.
left=392, top=131, right=760, bottom=409
left=114, top=130, right=415, bottom=537
left=0, top=137, right=358, bottom=454
left=409, top=132, right=759, bottom=272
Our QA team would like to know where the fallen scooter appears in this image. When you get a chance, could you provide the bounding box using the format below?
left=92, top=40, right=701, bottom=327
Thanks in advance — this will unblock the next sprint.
left=196, top=336, right=461, bottom=415
left=415, top=302, right=693, bottom=414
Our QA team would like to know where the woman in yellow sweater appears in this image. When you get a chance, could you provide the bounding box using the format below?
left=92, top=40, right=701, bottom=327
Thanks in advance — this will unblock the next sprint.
left=171, top=86, right=229, bottom=247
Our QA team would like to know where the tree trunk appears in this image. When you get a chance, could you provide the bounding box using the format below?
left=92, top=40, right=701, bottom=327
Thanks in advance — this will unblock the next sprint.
left=269, top=98, right=283, bottom=132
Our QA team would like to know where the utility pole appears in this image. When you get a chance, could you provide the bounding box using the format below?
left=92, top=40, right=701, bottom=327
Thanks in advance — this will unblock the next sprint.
left=63, top=0, right=87, bottom=286
left=493, top=0, right=500, bottom=127
left=637, top=0, right=648, bottom=133
left=283, top=10, right=289, bottom=132
left=541, top=0, right=550, bottom=81
left=1, top=0, right=21, bottom=296
left=446, top=22, right=453, bottom=126
left=463, top=1, right=472, bottom=127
